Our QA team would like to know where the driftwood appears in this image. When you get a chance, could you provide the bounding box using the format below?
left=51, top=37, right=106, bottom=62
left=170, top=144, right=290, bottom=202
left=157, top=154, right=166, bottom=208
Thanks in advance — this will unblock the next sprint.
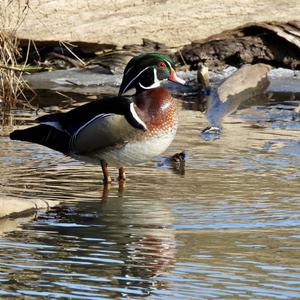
left=177, top=22, right=300, bottom=70
left=204, top=64, right=272, bottom=131
left=217, top=64, right=272, bottom=103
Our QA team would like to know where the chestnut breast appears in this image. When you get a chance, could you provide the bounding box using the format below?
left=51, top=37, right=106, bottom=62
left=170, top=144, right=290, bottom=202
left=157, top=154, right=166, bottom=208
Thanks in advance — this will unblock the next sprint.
left=134, top=87, right=178, bottom=133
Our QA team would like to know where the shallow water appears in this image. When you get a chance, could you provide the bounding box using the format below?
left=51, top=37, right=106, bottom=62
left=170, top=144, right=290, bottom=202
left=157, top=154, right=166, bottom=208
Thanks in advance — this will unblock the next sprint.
left=0, top=85, right=300, bottom=298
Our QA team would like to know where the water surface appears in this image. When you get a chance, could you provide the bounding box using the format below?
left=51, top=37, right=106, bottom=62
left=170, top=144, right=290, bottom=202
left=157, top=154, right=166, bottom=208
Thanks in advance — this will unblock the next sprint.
left=0, top=85, right=300, bottom=299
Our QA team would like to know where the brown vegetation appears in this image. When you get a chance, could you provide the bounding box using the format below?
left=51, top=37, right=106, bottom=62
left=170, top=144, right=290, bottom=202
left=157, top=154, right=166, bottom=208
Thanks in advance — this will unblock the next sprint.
left=0, top=0, right=32, bottom=126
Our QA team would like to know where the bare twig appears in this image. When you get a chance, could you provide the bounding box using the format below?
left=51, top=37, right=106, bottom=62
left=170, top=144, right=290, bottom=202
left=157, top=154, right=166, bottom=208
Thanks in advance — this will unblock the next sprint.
left=59, top=41, right=86, bottom=67
left=50, top=52, right=83, bottom=68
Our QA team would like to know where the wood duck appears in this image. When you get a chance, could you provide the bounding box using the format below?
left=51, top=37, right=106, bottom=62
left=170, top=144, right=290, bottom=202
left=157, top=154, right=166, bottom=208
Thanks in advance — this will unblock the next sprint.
left=10, top=53, right=186, bottom=183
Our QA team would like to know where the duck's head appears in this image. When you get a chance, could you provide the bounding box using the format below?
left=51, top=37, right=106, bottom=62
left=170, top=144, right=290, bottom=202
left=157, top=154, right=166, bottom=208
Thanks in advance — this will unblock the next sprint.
left=119, top=53, right=186, bottom=95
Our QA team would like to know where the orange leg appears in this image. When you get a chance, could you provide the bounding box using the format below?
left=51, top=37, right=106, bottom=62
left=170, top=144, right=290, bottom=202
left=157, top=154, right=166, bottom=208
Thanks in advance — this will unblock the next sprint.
left=118, top=166, right=126, bottom=181
left=101, top=160, right=112, bottom=184
left=101, top=182, right=111, bottom=201
left=118, top=167, right=126, bottom=193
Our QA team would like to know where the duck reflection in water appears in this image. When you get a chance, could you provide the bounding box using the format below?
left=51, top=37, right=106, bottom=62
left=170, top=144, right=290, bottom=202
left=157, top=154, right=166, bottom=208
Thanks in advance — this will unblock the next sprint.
left=19, top=192, right=178, bottom=297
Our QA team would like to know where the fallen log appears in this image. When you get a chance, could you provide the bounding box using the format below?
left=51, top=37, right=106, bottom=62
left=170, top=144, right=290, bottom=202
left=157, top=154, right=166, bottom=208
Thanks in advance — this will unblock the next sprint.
left=177, top=22, right=300, bottom=70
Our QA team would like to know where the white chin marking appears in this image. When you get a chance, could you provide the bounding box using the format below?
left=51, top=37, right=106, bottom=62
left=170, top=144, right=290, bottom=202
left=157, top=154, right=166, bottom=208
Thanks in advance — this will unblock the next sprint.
left=139, top=68, right=161, bottom=90
left=139, top=81, right=160, bottom=90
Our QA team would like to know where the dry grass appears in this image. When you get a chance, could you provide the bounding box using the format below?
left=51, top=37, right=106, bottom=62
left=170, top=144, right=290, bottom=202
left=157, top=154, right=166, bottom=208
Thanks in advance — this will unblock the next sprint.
left=0, top=0, right=32, bottom=127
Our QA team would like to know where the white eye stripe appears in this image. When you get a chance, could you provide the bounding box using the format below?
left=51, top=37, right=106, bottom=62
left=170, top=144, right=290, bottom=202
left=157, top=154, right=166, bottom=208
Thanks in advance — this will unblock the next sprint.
left=165, top=60, right=172, bottom=69
left=122, top=66, right=150, bottom=94
left=125, top=65, right=134, bottom=75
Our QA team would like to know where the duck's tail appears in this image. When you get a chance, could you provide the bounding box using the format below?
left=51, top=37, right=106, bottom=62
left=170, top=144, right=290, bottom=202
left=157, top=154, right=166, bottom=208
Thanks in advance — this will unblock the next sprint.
left=10, top=124, right=71, bottom=155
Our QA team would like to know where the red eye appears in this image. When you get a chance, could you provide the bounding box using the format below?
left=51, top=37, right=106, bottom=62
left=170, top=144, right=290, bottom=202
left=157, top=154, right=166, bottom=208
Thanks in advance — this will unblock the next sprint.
left=157, top=61, right=167, bottom=68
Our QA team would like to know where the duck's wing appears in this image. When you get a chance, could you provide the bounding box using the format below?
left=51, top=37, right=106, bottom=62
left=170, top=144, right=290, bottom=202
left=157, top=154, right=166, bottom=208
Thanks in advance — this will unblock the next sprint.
left=37, top=96, right=147, bottom=134
left=62, top=97, right=147, bottom=154
left=10, top=96, right=146, bottom=155
left=69, top=114, right=138, bottom=154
